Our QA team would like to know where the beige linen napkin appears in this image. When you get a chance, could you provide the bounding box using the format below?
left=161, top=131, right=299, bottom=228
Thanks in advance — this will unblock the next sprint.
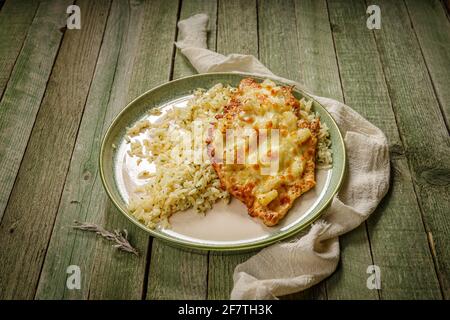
left=175, top=14, right=390, bottom=299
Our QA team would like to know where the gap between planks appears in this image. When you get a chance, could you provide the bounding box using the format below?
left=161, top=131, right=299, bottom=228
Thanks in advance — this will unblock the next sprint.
left=141, top=0, right=183, bottom=300
left=35, top=0, right=114, bottom=299
left=363, top=0, right=447, bottom=298
left=325, top=0, right=379, bottom=299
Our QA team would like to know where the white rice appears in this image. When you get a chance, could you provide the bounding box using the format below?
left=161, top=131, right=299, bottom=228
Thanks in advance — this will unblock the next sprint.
left=126, top=84, right=233, bottom=229
left=299, top=97, right=333, bottom=168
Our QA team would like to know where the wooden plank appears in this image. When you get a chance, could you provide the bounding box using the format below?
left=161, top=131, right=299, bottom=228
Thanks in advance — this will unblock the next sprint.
left=325, top=226, right=379, bottom=299
left=261, top=0, right=322, bottom=300
left=175, top=0, right=217, bottom=69
left=0, top=0, right=70, bottom=221
left=216, top=0, right=258, bottom=56
left=368, top=159, right=442, bottom=299
left=257, top=0, right=377, bottom=300
left=121, top=0, right=179, bottom=100
left=173, top=0, right=217, bottom=79
left=146, top=0, right=216, bottom=300
left=89, top=0, right=181, bottom=300
left=38, top=0, right=181, bottom=300
left=208, top=0, right=366, bottom=300
left=208, top=251, right=254, bottom=300
left=405, top=0, right=450, bottom=125
left=206, top=0, right=258, bottom=300
left=0, top=0, right=111, bottom=299
left=441, top=1, right=450, bottom=20
left=370, top=0, right=450, bottom=298
left=258, top=0, right=301, bottom=83
left=0, top=0, right=39, bottom=99
left=293, top=0, right=374, bottom=300
left=328, top=0, right=443, bottom=299
left=292, top=0, right=343, bottom=102
left=148, top=245, right=210, bottom=300
left=36, top=0, right=150, bottom=299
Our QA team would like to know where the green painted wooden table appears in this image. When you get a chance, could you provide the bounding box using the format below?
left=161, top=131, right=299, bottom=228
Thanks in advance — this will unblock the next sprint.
left=0, top=0, right=449, bottom=300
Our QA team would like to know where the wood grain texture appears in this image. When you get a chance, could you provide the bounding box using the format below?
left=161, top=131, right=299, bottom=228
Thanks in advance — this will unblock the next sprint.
left=88, top=0, right=181, bottom=299
left=325, top=226, right=378, bottom=299
left=292, top=0, right=343, bottom=102
left=36, top=0, right=151, bottom=300
left=0, top=0, right=111, bottom=299
left=328, top=0, right=442, bottom=300
left=405, top=0, right=450, bottom=125
left=327, top=0, right=402, bottom=148
left=368, top=159, right=442, bottom=299
left=371, top=0, right=450, bottom=298
left=208, top=251, right=254, bottom=300
left=216, top=0, right=258, bottom=56
left=258, top=0, right=377, bottom=300
left=294, top=0, right=375, bottom=300
left=284, top=1, right=332, bottom=299
left=173, top=0, right=217, bottom=79
left=124, top=0, right=180, bottom=102
left=207, top=0, right=258, bottom=300
left=0, top=0, right=39, bottom=99
left=0, top=0, right=447, bottom=300
left=0, top=0, right=70, bottom=221
left=258, top=0, right=301, bottom=82
left=146, top=0, right=216, bottom=300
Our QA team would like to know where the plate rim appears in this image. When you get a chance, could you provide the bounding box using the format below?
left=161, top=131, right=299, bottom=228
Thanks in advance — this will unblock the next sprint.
left=99, top=72, right=346, bottom=251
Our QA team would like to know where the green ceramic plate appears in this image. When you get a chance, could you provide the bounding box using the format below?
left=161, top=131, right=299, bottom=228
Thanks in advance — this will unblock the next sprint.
left=100, top=72, right=345, bottom=251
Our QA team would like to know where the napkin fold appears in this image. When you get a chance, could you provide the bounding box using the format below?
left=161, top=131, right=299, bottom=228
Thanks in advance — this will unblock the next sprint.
left=175, top=14, right=390, bottom=299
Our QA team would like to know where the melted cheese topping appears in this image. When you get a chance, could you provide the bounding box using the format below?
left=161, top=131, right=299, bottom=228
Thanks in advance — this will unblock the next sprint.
left=211, top=79, right=314, bottom=209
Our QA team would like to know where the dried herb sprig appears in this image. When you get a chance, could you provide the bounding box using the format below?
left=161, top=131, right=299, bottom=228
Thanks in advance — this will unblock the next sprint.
left=72, top=221, right=139, bottom=256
